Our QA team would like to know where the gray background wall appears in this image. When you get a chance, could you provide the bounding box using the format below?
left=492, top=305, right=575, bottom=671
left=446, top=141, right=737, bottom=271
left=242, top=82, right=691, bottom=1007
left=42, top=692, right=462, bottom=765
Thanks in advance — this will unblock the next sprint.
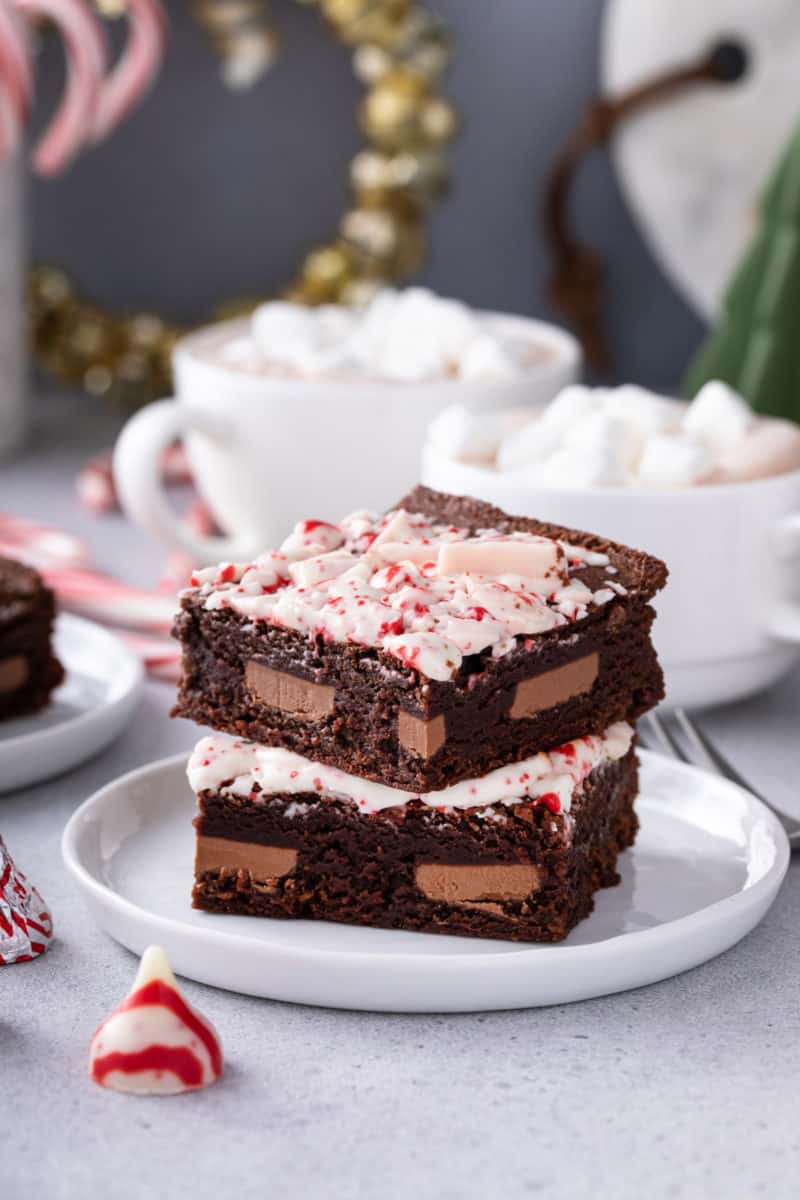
left=30, top=0, right=706, bottom=390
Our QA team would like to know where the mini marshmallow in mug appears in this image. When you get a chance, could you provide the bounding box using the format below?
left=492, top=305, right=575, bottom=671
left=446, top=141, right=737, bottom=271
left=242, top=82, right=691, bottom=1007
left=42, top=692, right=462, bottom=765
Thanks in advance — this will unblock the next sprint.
left=603, top=385, right=683, bottom=441
left=497, top=420, right=563, bottom=473
left=683, top=380, right=755, bottom=453
left=637, top=433, right=714, bottom=488
left=540, top=385, right=605, bottom=433
left=459, top=333, right=522, bottom=382
left=428, top=404, right=531, bottom=465
left=562, top=411, right=641, bottom=473
left=541, top=443, right=629, bottom=488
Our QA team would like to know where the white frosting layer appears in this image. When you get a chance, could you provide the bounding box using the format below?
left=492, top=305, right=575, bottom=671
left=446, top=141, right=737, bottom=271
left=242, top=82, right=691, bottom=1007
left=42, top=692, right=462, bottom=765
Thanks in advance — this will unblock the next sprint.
left=239, top=288, right=536, bottom=382
left=187, top=722, right=634, bottom=816
left=438, top=380, right=800, bottom=488
left=188, top=508, right=625, bottom=682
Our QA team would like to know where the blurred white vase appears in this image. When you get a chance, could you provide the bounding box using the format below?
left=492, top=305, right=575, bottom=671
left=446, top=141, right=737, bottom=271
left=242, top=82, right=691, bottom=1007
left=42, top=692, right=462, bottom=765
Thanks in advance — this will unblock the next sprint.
left=0, top=155, right=25, bottom=456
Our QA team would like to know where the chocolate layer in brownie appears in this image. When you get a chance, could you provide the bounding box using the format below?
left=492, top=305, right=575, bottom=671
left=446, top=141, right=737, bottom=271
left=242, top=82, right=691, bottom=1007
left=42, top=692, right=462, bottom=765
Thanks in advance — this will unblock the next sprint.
left=0, top=558, right=64, bottom=721
left=173, top=486, right=665, bottom=789
left=192, top=746, right=639, bottom=943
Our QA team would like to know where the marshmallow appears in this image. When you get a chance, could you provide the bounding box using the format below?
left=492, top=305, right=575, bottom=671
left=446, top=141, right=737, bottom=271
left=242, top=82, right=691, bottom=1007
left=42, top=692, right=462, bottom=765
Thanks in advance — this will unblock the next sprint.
left=683, top=381, right=755, bottom=452
left=459, top=333, right=521, bottom=381
left=562, top=411, right=641, bottom=471
left=247, top=288, right=530, bottom=382
left=637, top=434, right=713, bottom=487
left=251, top=301, right=320, bottom=370
left=541, top=444, right=629, bottom=488
left=715, top=418, right=800, bottom=482
left=429, top=404, right=531, bottom=464
left=602, top=385, right=684, bottom=441
left=540, top=384, right=606, bottom=433
left=496, top=419, right=563, bottom=472
left=221, top=335, right=264, bottom=370
left=363, top=288, right=481, bottom=381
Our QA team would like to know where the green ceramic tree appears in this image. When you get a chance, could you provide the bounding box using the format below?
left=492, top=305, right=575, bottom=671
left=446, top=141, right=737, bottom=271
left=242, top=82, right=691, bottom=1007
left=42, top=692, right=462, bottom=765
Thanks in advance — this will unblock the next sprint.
left=685, top=121, right=800, bottom=422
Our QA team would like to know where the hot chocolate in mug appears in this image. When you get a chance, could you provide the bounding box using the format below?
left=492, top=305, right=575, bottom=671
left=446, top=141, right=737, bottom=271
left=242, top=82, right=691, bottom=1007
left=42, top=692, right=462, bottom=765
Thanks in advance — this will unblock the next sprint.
left=113, top=314, right=580, bottom=562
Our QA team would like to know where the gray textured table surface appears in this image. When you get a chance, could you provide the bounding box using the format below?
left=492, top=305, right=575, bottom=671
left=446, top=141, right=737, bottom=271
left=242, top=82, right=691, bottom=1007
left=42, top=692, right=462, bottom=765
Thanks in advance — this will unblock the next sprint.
left=1, top=393, right=799, bottom=1200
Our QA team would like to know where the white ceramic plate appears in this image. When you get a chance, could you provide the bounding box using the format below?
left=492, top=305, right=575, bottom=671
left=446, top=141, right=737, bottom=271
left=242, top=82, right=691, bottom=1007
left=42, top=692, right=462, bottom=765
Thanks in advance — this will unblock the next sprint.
left=0, top=614, right=144, bottom=793
left=62, top=750, right=789, bottom=1013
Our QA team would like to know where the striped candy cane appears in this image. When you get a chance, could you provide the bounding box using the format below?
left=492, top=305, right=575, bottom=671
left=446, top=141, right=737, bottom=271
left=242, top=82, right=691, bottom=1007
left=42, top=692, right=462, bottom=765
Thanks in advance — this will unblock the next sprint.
left=13, top=0, right=107, bottom=175
left=2, top=0, right=168, bottom=174
left=92, top=0, right=167, bottom=142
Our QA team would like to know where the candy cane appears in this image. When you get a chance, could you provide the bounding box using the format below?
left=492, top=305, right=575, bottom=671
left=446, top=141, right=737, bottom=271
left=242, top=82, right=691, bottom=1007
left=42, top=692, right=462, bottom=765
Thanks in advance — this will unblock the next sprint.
left=77, top=442, right=193, bottom=515
left=0, top=513, right=89, bottom=567
left=0, top=3, right=32, bottom=124
left=39, top=565, right=178, bottom=629
left=92, top=0, right=166, bottom=143
left=76, top=451, right=117, bottom=514
left=13, top=0, right=107, bottom=175
left=117, top=629, right=180, bottom=678
left=0, top=76, right=20, bottom=158
left=158, top=500, right=216, bottom=592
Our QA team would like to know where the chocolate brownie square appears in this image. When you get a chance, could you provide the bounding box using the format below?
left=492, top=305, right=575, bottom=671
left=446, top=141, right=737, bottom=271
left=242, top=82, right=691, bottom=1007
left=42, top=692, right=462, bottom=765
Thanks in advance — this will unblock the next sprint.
left=173, top=486, right=666, bottom=790
left=189, top=721, right=638, bottom=943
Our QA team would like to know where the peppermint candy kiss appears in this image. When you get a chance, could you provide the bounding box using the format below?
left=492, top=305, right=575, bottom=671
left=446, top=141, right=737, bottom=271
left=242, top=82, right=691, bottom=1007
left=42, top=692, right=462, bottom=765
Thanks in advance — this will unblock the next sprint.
left=0, top=836, right=53, bottom=966
left=88, top=946, right=224, bottom=1095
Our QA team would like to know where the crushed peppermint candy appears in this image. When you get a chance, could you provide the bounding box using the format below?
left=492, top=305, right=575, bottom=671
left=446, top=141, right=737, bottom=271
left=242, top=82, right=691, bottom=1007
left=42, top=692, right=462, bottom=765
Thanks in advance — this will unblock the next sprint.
left=186, top=508, right=626, bottom=682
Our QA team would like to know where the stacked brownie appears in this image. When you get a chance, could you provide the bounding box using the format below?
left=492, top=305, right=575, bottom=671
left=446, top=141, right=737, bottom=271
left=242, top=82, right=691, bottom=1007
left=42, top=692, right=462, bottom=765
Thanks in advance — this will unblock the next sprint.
left=174, top=486, right=667, bottom=942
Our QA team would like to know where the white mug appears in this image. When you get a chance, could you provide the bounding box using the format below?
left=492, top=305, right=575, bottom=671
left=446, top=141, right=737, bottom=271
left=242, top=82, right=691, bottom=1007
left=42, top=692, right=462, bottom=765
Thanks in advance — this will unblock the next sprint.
left=422, top=442, right=800, bottom=709
left=113, top=313, right=581, bottom=563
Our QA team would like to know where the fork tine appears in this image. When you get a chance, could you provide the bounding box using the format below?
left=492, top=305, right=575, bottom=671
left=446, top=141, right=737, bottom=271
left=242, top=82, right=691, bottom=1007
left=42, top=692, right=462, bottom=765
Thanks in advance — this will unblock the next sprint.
left=674, top=708, right=766, bottom=803
left=646, top=710, right=688, bottom=762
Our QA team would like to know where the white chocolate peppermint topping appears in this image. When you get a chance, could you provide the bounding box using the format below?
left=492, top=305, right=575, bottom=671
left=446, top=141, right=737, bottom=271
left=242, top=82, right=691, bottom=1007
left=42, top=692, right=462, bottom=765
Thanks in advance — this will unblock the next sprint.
left=436, top=537, right=567, bottom=584
left=188, top=508, right=625, bottom=683
left=188, top=723, right=634, bottom=817
left=88, top=946, right=223, bottom=1096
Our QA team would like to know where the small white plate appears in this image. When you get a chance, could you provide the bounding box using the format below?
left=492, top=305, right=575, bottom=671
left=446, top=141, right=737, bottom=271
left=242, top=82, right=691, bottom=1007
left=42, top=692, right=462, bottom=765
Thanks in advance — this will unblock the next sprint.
left=0, top=614, right=144, bottom=793
left=62, top=750, right=789, bottom=1013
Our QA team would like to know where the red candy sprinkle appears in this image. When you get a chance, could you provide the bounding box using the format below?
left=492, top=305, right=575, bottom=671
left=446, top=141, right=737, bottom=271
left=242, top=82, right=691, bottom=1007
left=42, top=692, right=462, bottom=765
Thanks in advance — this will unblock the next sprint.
left=538, top=792, right=562, bottom=814
left=300, top=519, right=337, bottom=534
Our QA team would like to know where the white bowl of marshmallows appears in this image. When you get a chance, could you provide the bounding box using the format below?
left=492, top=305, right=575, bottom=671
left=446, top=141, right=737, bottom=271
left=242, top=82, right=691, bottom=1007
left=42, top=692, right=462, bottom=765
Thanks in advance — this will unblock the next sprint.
left=422, top=381, right=800, bottom=708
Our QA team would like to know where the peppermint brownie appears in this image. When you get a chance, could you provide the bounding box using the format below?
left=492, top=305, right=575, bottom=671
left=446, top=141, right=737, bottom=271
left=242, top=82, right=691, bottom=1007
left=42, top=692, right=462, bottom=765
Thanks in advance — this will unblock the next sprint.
left=173, top=487, right=665, bottom=790
left=0, top=557, right=64, bottom=721
left=189, top=722, right=638, bottom=943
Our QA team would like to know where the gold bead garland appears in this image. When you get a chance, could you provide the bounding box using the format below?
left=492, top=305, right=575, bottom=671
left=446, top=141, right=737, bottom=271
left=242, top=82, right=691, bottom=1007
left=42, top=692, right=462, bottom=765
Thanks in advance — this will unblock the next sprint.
left=32, top=0, right=457, bottom=406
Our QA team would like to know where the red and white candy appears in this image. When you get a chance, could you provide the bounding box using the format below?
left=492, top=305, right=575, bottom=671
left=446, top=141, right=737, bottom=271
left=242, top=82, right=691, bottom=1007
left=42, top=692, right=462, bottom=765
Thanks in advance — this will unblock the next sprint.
left=88, top=945, right=223, bottom=1095
left=1, top=0, right=166, bottom=176
left=0, top=835, right=53, bottom=966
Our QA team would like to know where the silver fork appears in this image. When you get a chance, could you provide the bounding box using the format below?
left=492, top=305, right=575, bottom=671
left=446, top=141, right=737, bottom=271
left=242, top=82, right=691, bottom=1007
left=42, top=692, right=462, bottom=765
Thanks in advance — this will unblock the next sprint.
left=642, top=707, right=800, bottom=852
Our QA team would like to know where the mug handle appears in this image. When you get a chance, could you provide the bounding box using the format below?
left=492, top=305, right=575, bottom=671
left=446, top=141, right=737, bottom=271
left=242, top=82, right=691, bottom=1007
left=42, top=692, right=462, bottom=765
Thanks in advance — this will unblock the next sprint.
left=113, top=398, right=253, bottom=563
left=768, top=512, right=800, bottom=643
